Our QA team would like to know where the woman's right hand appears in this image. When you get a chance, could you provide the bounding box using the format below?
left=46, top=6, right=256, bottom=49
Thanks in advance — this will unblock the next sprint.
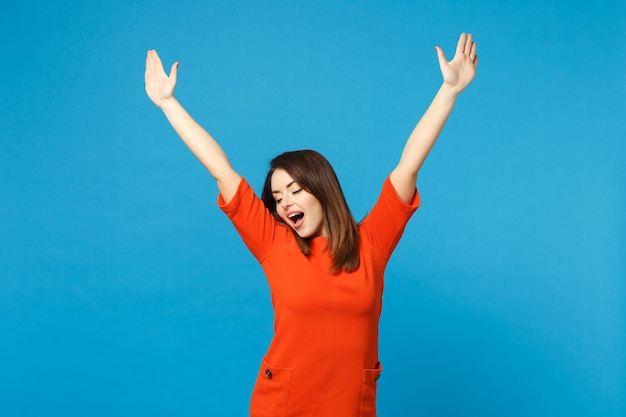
left=145, top=50, right=179, bottom=108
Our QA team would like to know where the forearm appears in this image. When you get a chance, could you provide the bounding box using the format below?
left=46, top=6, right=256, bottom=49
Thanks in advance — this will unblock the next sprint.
left=399, top=83, right=458, bottom=174
left=390, top=83, right=459, bottom=201
left=160, top=97, right=241, bottom=201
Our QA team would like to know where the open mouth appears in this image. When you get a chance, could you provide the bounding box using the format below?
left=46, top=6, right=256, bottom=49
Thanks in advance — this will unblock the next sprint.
left=288, top=212, right=304, bottom=228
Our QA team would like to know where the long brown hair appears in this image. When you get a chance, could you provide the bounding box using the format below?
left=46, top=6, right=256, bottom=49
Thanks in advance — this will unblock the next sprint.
left=261, top=150, right=360, bottom=273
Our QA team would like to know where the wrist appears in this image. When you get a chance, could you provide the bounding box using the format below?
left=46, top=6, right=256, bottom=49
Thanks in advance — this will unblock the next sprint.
left=440, top=82, right=462, bottom=97
left=159, top=96, right=178, bottom=112
left=437, top=83, right=461, bottom=104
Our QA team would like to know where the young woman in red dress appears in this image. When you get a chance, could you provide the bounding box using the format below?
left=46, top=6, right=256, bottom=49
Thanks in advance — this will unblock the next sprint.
left=145, top=33, right=477, bottom=417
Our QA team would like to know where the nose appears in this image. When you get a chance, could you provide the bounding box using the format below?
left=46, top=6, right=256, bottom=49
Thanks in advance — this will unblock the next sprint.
left=280, top=194, right=293, bottom=208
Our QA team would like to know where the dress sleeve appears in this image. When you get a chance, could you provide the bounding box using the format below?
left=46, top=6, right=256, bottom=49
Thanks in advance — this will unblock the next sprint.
left=360, top=176, right=420, bottom=260
left=218, top=177, right=285, bottom=263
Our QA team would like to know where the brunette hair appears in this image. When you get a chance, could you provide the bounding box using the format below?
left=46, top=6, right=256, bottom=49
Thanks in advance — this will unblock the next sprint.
left=261, top=150, right=360, bottom=273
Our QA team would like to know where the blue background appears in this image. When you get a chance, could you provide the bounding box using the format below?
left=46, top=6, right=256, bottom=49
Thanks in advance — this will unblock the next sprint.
left=1, top=0, right=624, bottom=415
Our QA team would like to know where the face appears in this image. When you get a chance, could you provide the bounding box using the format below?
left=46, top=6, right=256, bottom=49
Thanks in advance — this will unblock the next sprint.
left=270, top=168, right=327, bottom=238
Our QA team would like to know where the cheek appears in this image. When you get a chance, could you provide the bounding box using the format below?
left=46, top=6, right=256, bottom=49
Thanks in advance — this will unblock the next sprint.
left=275, top=207, right=286, bottom=221
left=316, top=206, right=325, bottom=222
left=309, top=201, right=324, bottom=221
left=303, top=194, right=321, bottom=210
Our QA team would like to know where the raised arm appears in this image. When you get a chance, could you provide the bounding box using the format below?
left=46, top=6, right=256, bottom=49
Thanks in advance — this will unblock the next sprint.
left=390, top=33, right=478, bottom=202
left=145, top=50, right=241, bottom=202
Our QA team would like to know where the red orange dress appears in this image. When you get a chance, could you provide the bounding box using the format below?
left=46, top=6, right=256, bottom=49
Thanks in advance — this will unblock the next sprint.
left=219, top=177, right=419, bottom=417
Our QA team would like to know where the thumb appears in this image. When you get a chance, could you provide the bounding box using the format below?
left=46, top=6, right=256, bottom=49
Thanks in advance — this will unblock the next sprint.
left=169, top=62, right=179, bottom=83
left=435, top=46, right=447, bottom=66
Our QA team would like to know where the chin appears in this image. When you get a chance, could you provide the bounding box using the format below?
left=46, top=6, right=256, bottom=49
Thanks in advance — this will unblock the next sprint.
left=295, top=230, right=313, bottom=239
left=293, top=227, right=317, bottom=239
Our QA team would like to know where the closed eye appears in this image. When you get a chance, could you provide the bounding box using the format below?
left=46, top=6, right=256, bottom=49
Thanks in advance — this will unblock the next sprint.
left=292, top=188, right=303, bottom=195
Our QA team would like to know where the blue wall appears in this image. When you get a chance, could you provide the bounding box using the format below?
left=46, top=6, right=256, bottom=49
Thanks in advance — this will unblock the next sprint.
left=1, top=1, right=624, bottom=415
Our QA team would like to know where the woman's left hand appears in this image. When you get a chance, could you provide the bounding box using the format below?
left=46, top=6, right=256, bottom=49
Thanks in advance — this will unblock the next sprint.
left=435, top=33, right=478, bottom=94
left=145, top=50, right=179, bottom=109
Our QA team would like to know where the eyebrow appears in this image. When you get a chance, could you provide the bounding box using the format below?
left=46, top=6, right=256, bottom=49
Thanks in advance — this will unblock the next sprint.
left=272, top=181, right=297, bottom=194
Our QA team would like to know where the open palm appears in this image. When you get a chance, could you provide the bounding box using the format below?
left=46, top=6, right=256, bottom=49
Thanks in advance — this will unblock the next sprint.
left=145, top=50, right=179, bottom=108
left=436, top=33, right=478, bottom=94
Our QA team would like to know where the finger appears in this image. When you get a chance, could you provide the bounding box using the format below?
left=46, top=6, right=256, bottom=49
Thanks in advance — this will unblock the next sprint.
left=169, top=62, right=179, bottom=84
left=145, top=51, right=151, bottom=75
left=151, top=50, right=164, bottom=72
left=464, top=34, right=473, bottom=55
left=147, top=50, right=158, bottom=73
left=456, top=33, right=467, bottom=56
left=470, top=41, right=477, bottom=61
left=435, top=46, right=447, bottom=67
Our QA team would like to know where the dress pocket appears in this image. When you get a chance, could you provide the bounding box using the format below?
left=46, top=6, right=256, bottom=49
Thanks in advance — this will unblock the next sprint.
left=250, top=359, right=294, bottom=417
left=360, top=362, right=382, bottom=417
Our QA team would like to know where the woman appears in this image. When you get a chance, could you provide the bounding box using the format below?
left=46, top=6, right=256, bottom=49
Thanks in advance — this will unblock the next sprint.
left=145, top=33, right=477, bottom=417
